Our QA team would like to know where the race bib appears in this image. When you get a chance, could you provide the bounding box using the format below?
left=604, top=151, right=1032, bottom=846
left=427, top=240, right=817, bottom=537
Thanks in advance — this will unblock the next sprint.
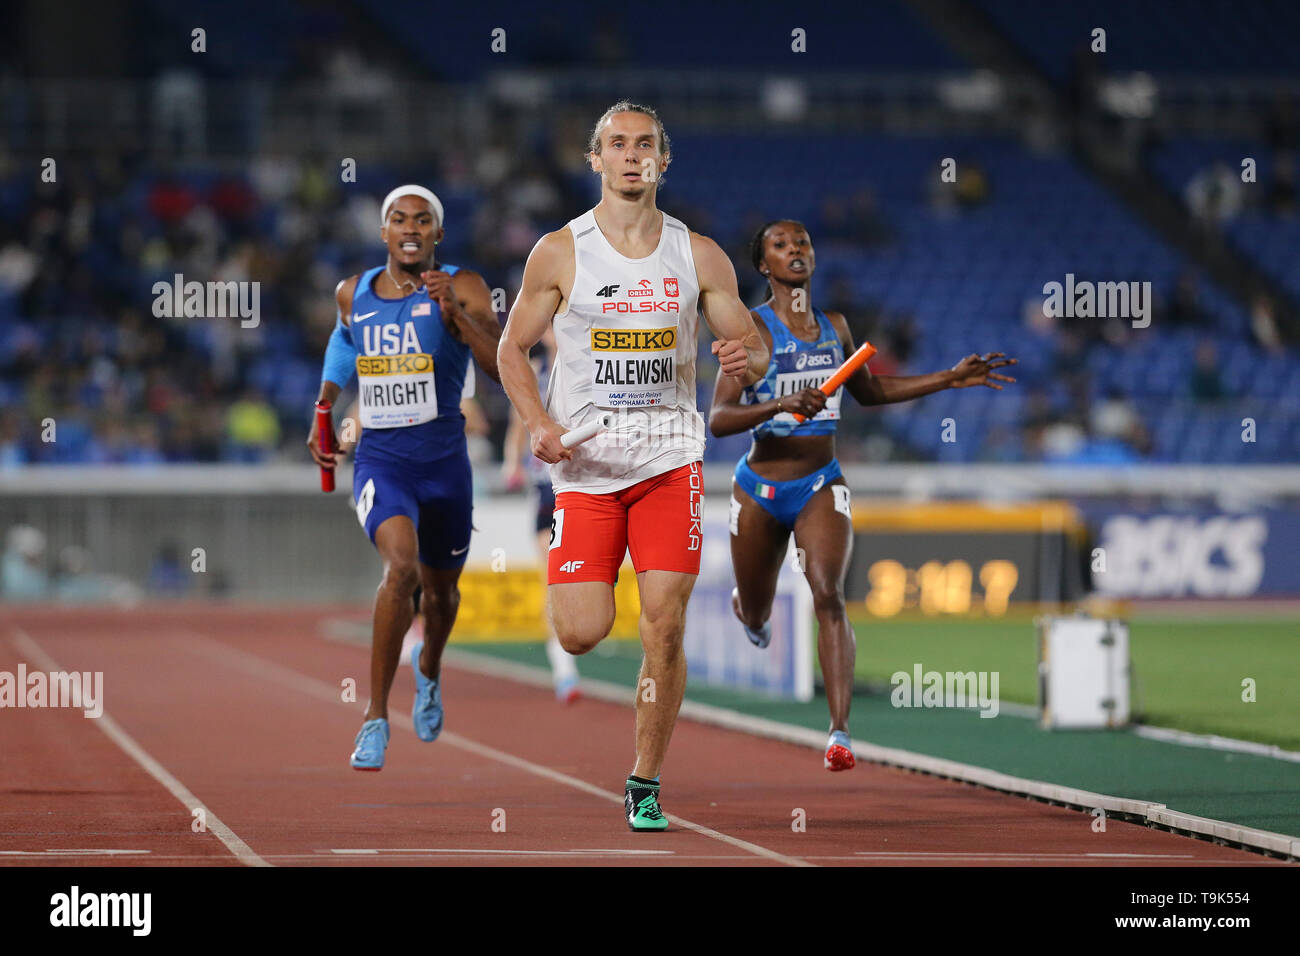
left=771, top=347, right=841, bottom=425
left=589, top=325, right=677, bottom=409
left=356, top=353, right=438, bottom=428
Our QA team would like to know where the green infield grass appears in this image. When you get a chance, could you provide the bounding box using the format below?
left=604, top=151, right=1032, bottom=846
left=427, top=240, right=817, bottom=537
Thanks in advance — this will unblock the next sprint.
left=847, top=611, right=1300, bottom=750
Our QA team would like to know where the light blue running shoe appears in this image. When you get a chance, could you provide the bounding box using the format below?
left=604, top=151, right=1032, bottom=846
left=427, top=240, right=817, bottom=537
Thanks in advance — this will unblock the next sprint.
left=350, top=718, right=389, bottom=771
left=731, top=588, right=772, bottom=649
left=411, top=642, right=443, bottom=742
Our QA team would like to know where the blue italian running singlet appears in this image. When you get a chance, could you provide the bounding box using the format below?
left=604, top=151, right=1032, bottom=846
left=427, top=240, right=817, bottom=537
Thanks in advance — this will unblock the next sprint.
left=324, top=264, right=475, bottom=568
left=741, top=304, right=845, bottom=439
left=733, top=304, right=850, bottom=529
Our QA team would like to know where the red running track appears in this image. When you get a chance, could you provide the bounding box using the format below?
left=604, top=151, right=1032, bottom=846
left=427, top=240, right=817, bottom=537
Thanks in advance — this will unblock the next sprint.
left=0, top=606, right=1283, bottom=868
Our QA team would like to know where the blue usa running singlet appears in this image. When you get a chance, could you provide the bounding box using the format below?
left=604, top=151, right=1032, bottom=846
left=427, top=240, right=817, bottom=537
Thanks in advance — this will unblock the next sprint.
left=350, top=264, right=471, bottom=465
left=741, top=304, right=845, bottom=439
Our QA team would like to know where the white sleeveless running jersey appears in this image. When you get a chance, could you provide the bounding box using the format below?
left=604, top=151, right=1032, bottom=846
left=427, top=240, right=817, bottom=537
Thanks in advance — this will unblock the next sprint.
left=546, top=208, right=706, bottom=494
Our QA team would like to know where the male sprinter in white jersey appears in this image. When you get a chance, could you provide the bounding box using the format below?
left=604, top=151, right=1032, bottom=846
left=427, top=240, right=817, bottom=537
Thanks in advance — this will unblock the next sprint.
left=308, top=185, right=501, bottom=770
left=498, top=102, right=769, bottom=831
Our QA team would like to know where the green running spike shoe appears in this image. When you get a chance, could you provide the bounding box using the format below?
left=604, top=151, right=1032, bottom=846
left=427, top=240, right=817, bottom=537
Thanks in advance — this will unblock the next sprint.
left=625, top=778, right=669, bottom=832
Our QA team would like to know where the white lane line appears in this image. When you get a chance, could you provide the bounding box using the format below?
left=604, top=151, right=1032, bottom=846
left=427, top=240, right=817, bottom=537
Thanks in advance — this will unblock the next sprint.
left=1, top=851, right=1281, bottom=865
left=852, top=857, right=1290, bottom=866
left=856, top=851, right=1196, bottom=860
left=1133, top=725, right=1300, bottom=763
left=9, top=628, right=271, bottom=868
left=183, top=631, right=813, bottom=868
left=0, top=849, right=151, bottom=856
left=324, top=848, right=674, bottom=856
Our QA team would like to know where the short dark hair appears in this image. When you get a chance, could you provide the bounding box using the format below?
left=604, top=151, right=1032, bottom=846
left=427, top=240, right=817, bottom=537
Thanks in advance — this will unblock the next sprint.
left=749, top=219, right=807, bottom=274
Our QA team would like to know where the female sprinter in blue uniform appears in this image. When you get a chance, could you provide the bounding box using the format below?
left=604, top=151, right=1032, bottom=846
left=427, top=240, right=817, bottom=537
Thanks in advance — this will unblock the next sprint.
left=308, top=185, right=502, bottom=770
left=709, top=220, right=1015, bottom=771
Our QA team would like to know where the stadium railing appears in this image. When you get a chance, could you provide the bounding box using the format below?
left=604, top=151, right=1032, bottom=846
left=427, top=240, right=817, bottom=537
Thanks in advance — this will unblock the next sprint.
left=3, top=463, right=1297, bottom=602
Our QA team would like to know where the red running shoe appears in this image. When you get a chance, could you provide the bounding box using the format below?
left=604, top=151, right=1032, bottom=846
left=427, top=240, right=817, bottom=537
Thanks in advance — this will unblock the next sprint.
left=824, top=737, right=856, bottom=771
left=556, top=675, right=581, bottom=705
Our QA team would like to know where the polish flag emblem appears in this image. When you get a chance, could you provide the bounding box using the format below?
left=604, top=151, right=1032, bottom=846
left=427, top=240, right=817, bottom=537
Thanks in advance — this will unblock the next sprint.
left=663, top=277, right=679, bottom=297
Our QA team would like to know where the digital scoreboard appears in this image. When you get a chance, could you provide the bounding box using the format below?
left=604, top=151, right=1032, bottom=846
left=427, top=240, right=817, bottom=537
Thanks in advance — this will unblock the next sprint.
left=846, top=501, right=1087, bottom=616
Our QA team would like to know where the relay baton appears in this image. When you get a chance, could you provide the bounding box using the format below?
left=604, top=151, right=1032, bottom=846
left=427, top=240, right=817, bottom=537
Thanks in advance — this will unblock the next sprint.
left=791, top=340, right=877, bottom=422
left=560, top=412, right=615, bottom=448
left=314, top=399, right=336, bottom=492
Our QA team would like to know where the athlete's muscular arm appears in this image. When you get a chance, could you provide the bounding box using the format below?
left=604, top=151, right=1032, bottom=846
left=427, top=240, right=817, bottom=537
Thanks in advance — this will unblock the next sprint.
left=497, top=230, right=573, bottom=464
left=826, top=312, right=1016, bottom=406
left=424, top=269, right=502, bottom=383
left=707, top=315, right=827, bottom=437
left=308, top=276, right=359, bottom=468
left=501, top=404, right=529, bottom=488
left=691, top=234, right=768, bottom=386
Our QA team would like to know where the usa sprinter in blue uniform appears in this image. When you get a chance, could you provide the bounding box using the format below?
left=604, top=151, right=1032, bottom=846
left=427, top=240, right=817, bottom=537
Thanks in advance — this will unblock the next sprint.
left=308, top=185, right=501, bottom=770
left=709, top=220, right=1015, bottom=771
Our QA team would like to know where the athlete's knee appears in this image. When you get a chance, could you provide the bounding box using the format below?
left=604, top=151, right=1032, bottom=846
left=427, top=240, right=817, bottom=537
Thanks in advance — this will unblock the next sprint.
left=809, top=581, right=847, bottom=619
left=548, top=586, right=615, bottom=655
left=553, top=620, right=607, bottom=656
left=381, top=559, right=420, bottom=598
left=420, top=583, right=459, bottom=618
left=640, top=601, right=687, bottom=653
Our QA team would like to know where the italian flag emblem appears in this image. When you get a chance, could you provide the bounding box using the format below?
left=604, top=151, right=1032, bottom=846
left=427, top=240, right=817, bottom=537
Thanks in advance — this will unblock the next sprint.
left=755, top=483, right=776, bottom=500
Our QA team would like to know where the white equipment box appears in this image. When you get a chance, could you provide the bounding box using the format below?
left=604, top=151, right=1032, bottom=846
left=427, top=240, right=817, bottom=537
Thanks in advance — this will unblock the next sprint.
left=1037, top=616, right=1130, bottom=729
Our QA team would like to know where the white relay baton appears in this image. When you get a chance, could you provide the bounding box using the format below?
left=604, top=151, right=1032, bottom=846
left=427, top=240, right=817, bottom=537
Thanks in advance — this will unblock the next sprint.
left=560, top=412, right=615, bottom=448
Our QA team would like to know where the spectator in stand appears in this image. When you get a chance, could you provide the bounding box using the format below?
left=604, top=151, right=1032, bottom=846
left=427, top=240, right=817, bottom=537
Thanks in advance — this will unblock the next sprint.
left=1250, top=294, right=1286, bottom=354
left=1189, top=340, right=1227, bottom=402
left=929, top=159, right=989, bottom=216
left=226, top=388, right=281, bottom=462
left=1090, top=388, right=1151, bottom=457
left=1267, top=151, right=1296, bottom=217
left=0, top=412, right=27, bottom=467
left=1267, top=92, right=1299, bottom=153
left=148, top=542, right=191, bottom=596
left=1165, top=271, right=1208, bottom=328
left=3, top=525, right=49, bottom=600
left=1186, top=160, right=1244, bottom=226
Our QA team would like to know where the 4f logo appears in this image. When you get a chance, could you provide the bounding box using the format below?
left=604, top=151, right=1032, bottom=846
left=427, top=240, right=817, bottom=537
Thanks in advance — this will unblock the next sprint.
left=559, top=560, right=585, bottom=573
left=596, top=284, right=620, bottom=297
left=663, top=277, right=678, bottom=297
